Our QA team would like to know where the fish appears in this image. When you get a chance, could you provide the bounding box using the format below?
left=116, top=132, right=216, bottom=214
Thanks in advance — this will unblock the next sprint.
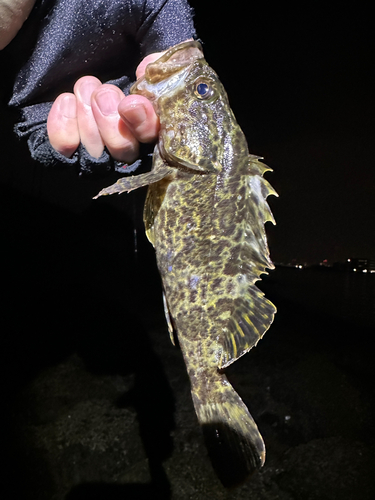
left=94, top=40, right=277, bottom=487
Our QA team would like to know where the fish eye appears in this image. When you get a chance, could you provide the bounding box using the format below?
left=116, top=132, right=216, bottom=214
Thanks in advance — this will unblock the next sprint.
left=196, top=83, right=209, bottom=97
left=194, top=80, right=213, bottom=99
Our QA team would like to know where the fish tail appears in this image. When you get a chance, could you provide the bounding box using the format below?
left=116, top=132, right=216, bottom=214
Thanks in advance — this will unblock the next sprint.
left=191, top=374, right=265, bottom=488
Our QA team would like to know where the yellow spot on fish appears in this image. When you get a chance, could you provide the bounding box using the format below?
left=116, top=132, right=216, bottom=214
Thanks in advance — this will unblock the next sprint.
left=219, top=310, right=231, bottom=321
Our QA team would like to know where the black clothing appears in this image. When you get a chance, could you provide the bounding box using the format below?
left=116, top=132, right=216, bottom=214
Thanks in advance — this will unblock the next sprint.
left=8, top=0, right=196, bottom=176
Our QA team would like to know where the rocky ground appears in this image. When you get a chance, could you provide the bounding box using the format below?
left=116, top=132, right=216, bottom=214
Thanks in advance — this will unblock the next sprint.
left=2, top=187, right=375, bottom=500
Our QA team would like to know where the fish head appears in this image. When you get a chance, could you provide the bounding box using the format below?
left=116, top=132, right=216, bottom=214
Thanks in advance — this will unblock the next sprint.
left=131, top=41, right=240, bottom=174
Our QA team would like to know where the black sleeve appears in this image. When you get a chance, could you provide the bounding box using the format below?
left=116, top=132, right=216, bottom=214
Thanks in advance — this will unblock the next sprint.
left=9, top=0, right=196, bottom=176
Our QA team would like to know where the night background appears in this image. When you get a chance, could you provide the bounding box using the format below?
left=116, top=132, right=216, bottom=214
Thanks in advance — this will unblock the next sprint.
left=0, top=2, right=374, bottom=499
left=196, top=4, right=375, bottom=266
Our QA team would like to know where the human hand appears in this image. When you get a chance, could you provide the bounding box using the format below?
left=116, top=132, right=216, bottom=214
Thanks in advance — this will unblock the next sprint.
left=0, top=0, right=36, bottom=49
left=47, top=52, right=164, bottom=164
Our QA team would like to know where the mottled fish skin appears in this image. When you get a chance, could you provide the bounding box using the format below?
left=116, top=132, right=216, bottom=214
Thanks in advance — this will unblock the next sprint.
left=94, top=41, right=277, bottom=487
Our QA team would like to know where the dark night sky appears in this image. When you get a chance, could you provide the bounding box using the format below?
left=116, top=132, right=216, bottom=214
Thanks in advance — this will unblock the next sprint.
left=190, top=3, right=375, bottom=264
left=1, top=3, right=374, bottom=265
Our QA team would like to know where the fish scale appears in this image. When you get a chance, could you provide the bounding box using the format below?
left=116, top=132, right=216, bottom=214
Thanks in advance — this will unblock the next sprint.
left=94, top=40, right=277, bottom=487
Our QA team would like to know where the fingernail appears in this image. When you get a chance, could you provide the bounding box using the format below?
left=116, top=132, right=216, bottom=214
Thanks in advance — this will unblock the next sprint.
left=60, top=95, right=76, bottom=118
left=122, top=102, right=147, bottom=126
left=80, top=81, right=100, bottom=106
left=95, top=90, right=121, bottom=116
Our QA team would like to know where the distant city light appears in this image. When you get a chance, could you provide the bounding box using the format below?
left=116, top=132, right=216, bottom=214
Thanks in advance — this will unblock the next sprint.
left=346, top=258, right=375, bottom=273
left=276, top=257, right=375, bottom=273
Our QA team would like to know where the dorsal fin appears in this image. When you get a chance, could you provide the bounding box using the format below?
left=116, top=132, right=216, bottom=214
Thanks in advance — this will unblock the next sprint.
left=218, top=156, right=277, bottom=369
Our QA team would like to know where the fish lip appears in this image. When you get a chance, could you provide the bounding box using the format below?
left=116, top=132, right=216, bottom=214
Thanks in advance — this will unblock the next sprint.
left=144, top=40, right=204, bottom=84
left=130, top=40, right=204, bottom=96
left=130, top=65, right=190, bottom=103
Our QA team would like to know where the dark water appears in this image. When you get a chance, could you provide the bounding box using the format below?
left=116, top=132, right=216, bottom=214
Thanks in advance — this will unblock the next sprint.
left=264, top=267, right=375, bottom=330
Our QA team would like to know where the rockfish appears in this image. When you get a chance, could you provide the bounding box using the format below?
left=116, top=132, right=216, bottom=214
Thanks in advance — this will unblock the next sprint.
left=94, top=40, right=277, bottom=487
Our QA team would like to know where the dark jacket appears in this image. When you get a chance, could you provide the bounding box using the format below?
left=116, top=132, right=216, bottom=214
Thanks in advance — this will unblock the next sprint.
left=8, top=0, right=196, bottom=176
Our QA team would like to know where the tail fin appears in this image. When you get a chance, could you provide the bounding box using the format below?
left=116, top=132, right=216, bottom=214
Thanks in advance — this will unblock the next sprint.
left=192, top=376, right=265, bottom=488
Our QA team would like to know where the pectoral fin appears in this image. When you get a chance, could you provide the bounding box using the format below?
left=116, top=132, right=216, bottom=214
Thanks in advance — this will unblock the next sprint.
left=93, top=166, right=173, bottom=199
left=93, top=146, right=174, bottom=199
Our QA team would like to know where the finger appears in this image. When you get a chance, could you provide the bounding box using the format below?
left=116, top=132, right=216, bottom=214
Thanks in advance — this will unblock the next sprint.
left=118, top=94, right=159, bottom=144
left=91, top=84, right=139, bottom=163
left=74, top=76, right=104, bottom=158
left=47, top=93, right=80, bottom=158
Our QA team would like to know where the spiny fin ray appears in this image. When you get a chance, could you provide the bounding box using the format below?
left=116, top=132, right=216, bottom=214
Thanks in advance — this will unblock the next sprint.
left=93, top=151, right=173, bottom=199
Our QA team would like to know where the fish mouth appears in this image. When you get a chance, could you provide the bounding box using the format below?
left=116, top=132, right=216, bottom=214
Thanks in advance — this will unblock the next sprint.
left=144, top=40, right=204, bottom=84
left=130, top=40, right=204, bottom=99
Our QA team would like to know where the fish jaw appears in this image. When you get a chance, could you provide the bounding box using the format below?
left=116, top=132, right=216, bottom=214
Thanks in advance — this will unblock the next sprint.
left=130, top=41, right=203, bottom=104
left=131, top=40, right=204, bottom=89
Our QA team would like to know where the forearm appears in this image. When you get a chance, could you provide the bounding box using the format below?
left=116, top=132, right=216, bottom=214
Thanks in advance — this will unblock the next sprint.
left=0, top=0, right=36, bottom=49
